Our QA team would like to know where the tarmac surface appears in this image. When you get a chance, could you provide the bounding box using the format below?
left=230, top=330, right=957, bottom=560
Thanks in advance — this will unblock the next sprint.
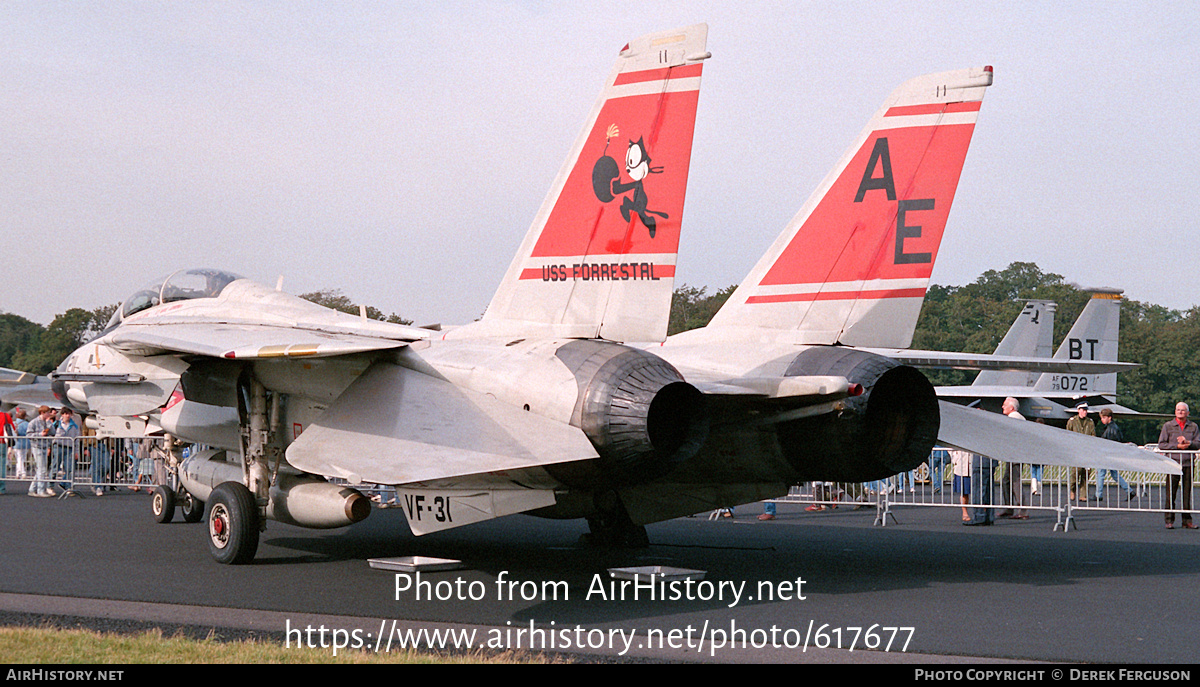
left=1, top=484, right=1197, bottom=663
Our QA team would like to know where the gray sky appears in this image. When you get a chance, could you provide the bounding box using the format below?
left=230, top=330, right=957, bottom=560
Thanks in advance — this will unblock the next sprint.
left=3, top=1, right=1197, bottom=326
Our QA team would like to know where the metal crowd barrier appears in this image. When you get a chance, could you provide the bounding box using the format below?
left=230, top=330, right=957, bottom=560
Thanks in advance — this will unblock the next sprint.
left=766, top=482, right=890, bottom=524
left=8, top=437, right=1196, bottom=532
left=1, top=435, right=166, bottom=497
left=765, top=447, right=1198, bottom=531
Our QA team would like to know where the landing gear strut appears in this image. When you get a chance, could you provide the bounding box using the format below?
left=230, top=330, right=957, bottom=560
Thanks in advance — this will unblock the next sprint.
left=204, top=375, right=279, bottom=565
left=581, top=491, right=650, bottom=548
left=150, top=435, right=206, bottom=526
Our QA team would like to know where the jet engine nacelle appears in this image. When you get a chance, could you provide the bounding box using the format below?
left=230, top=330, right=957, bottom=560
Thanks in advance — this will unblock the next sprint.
left=549, top=340, right=709, bottom=488
left=776, top=347, right=939, bottom=482
left=420, top=338, right=708, bottom=489
left=180, top=449, right=370, bottom=529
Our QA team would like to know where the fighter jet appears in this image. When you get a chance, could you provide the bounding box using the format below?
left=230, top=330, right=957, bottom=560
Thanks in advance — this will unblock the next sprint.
left=51, top=37, right=1177, bottom=563
left=936, top=289, right=1152, bottom=419
left=0, top=367, right=57, bottom=412
left=968, top=299, right=1059, bottom=390
left=52, top=25, right=713, bottom=562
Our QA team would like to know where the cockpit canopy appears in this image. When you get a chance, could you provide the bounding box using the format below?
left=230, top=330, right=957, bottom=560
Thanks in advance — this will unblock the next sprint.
left=110, top=268, right=244, bottom=326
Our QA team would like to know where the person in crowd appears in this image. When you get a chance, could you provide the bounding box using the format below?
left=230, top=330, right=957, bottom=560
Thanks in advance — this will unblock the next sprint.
left=998, top=397, right=1028, bottom=519
left=896, top=468, right=916, bottom=494
left=131, top=438, right=154, bottom=491
left=965, top=451, right=996, bottom=526
left=85, top=425, right=112, bottom=497
left=1158, top=402, right=1198, bottom=530
left=758, top=501, right=776, bottom=520
left=53, top=407, right=79, bottom=493
left=951, top=448, right=972, bottom=522
left=0, top=406, right=13, bottom=494
left=1065, top=402, right=1095, bottom=502
left=1030, top=418, right=1046, bottom=497
left=1095, top=408, right=1135, bottom=501
left=927, top=448, right=948, bottom=494
left=26, top=406, right=55, bottom=497
left=806, top=482, right=838, bottom=512
left=12, top=407, right=30, bottom=481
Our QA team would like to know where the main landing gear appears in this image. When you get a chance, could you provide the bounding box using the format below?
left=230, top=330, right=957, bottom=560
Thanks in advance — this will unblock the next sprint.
left=205, top=376, right=276, bottom=564
left=207, top=481, right=260, bottom=565
left=581, top=491, right=650, bottom=548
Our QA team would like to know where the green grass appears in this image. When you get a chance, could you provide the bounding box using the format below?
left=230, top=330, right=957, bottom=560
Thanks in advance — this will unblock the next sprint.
left=0, top=626, right=559, bottom=664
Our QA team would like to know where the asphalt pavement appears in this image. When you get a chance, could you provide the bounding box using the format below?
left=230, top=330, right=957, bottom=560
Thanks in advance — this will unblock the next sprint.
left=1, top=484, right=1196, bottom=663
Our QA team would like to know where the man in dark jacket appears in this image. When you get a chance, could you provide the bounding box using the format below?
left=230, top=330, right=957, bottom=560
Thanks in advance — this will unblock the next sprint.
left=1157, top=402, right=1199, bottom=529
left=1096, top=408, right=1135, bottom=501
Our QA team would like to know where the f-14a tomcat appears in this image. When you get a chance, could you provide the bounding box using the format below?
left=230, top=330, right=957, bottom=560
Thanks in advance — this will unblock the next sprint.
left=51, top=26, right=1175, bottom=564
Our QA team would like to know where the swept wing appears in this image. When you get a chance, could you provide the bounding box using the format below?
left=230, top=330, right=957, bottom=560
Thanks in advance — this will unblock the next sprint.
left=939, top=401, right=1179, bottom=474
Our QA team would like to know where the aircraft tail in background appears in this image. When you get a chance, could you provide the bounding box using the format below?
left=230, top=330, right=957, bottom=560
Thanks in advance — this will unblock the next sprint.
left=973, top=300, right=1056, bottom=388
left=1031, top=289, right=1122, bottom=397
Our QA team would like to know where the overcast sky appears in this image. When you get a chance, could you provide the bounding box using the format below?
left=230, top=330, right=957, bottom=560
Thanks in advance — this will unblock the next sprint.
left=3, top=1, right=1197, bottom=326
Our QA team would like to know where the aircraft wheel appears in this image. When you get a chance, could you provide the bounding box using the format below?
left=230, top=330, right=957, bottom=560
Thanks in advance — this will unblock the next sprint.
left=915, top=462, right=930, bottom=483
left=180, top=490, right=205, bottom=523
left=152, top=485, right=176, bottom=524
left=207, top=482, right=259, bottom=565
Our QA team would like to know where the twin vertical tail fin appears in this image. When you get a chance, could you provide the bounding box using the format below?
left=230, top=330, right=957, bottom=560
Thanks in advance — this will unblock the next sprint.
left=479, top=24, right=710, bottom=342
left=1032, top=289, right=1123, bottom=396
left=973, top=300, right=1056, bottom=387
left=707, top=67, right=992, bottom=348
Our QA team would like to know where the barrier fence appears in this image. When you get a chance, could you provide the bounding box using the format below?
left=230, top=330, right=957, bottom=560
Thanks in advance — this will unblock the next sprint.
left=767, top=448, right=1197, bottom=531
left=1, top=435, right=167, bottom=497
left=6, top=438, right=1197, bottom=532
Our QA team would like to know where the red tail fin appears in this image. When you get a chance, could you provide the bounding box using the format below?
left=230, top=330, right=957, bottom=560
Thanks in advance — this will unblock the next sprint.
left=478, top=25, right=709, bottom=342
left=708, top=67, right=992, bottom=348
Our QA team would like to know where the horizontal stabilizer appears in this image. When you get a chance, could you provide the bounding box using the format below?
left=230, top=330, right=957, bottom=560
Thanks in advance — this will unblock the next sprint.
left=938, top=386, right=1114, bottom=404
left=868, top=349, right=1137, bottom=374
left=0, top=367, right=38, bottom=385
left=0, top=367, right=57, bottom=411
left=1088, top=403, right=1173, bottom=421
left=0, top=380, right=58, bottom=410
left=107, top=323, right=412, bottom=359
left=937, top=401, right=1180, bottom=475
left=286, top=362, right=599, bottom=485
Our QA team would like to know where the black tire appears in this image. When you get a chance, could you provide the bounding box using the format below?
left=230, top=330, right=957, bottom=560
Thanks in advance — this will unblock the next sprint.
left=207, top=482, right=259, bottom=565
left=152, top=485, right=176, bottom=524
left=180, top=489, right=204, bottom=523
